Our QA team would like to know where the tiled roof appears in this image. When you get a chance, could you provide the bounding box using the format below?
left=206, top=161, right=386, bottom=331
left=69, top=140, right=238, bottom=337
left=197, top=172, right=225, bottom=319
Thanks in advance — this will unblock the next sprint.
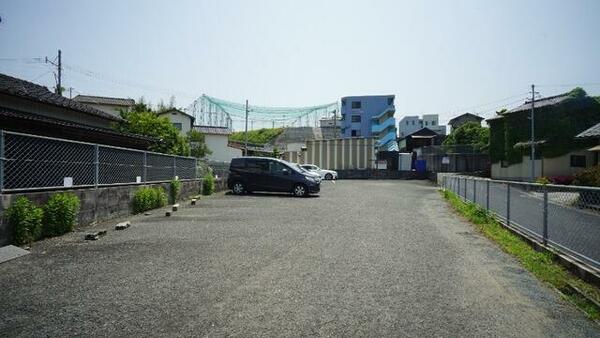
left=448, top=113, right=484, bottom=124
left=507, top=93, right=570, bottom=114
left=194, top=125, right=232, bottom=135
left=0, top=73, right=122, bottom=122
left=0, top=107, right=157, bottom=142
left=73, top=95, right=135, bottom=106
left=576, top=122, right=600, bottom=138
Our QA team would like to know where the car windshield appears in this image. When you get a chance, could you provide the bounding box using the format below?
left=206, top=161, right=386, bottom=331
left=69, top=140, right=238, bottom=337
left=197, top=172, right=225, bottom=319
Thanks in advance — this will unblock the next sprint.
left=279, top=159, right=303, bottom=174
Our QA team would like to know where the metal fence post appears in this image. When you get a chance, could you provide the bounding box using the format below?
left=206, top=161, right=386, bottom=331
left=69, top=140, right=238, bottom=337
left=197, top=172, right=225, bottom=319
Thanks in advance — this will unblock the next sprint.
left=464, top=177, right=467, bottom=200
left=0, top=130, right=4, bottom=193
left=543, top=186, right=548, bottom=245
left=173, top=156, right=177, bottom=179
left=458, top=177, right=461, bottom=197
left=194, top=158, right=198, bottom=179
left=143, top=152, right=147, bottom=182
left=94, top=145, right=99, bottom=188
left=506, top=183, right=511, bottom=226
left=473, top=179, right=477, bottom=204
left=486, top=180, right=490, bottom=211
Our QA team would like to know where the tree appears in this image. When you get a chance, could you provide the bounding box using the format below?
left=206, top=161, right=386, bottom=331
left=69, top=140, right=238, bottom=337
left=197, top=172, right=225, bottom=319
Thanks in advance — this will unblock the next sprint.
left=443, top=121, right=489, bottom=151
left=188, top=130, right=212, bottom=158
left=116, top=109, right=190, bottom=156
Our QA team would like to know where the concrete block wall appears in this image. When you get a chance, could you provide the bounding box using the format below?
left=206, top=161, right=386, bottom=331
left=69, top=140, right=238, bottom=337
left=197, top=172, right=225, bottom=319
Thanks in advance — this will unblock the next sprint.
left=0, top=179, right=205, bottom=246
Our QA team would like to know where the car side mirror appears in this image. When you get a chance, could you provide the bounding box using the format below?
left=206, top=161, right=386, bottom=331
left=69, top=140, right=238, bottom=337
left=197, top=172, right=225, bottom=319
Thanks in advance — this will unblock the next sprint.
left=282, top=169, right=290, bottom=175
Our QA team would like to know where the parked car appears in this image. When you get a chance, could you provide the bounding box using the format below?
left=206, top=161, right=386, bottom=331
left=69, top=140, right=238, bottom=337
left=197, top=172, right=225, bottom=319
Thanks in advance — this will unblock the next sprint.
left=300, top=164, right=338, bottom=180
left=293, top=163, right=322, bottom=183
left=227, top=157, right=320, bottom=197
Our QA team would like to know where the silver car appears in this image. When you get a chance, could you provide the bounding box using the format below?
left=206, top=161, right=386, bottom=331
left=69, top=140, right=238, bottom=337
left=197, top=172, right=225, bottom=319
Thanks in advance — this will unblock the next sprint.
left=300, top=164, right=338, bottom=180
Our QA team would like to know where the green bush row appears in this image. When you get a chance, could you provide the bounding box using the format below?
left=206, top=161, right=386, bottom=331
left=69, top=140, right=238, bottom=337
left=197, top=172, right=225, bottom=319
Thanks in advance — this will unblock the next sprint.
left=202, top=173, right=215, bottom=196
left=133, top=186, right=168, bottom=213
left=170, top=179, right=181, bottom=204
left=7, top=193, right=80, bottom=245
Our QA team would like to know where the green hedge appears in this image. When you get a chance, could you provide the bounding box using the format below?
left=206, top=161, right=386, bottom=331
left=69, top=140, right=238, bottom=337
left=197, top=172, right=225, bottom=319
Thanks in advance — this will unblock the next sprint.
left=133, top=186, right=167, bottom=213
left=229, top=128, right=283, bottom=145
left=7, top=197, right=44, bottom=245
left=573, top=165, right=600, bottom=187
left=489, top=88, right=600, bottom=164
left=43, top=193, right=81, bottom=237
left=202, top=173, right=215, bottom=196
left=170, top=179, right=181, bottom=203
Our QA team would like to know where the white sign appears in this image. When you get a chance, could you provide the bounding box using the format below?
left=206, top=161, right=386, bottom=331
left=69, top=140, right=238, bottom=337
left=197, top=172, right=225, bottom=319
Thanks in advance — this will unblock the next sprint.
left=174, top=176, right=179, bottom=180
left=442, top=156, right=450, bottom=164
left=136, top=176, right=142, bottom=183
left=376, top=160, right=387, bottom=170
left=63, top=177, right=73, bottom=187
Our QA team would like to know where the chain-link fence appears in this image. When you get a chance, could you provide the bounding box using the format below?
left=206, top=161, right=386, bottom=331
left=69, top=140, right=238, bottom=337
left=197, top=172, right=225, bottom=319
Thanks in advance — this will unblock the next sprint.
left=0, top=130, right=198, bottom=192
left=441, top=174, right=600, bottom=270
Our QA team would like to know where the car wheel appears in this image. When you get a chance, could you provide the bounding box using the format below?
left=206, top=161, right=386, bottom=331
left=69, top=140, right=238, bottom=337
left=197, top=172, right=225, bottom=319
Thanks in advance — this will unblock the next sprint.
left=325, top=173, right=333, bottom=180
left=232, top=182, right=245, bottom=195
left=293, top=184, right=308, bottom=197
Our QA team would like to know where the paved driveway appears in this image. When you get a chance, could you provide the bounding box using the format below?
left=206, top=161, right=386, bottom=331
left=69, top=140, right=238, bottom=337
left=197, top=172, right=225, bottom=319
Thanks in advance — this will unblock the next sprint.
left=1, top=180, right=598, bottom=337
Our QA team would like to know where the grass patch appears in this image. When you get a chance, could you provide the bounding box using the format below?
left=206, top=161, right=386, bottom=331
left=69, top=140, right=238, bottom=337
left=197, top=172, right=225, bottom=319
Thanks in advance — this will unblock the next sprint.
left=229, top=128, right=283, bottom=145
left=442, top=189, right=600, bottom=320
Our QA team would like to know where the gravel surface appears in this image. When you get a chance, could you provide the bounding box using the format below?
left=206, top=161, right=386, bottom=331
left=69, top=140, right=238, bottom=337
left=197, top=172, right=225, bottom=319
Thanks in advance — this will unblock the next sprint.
left=1, top=180, right=599, bottom=337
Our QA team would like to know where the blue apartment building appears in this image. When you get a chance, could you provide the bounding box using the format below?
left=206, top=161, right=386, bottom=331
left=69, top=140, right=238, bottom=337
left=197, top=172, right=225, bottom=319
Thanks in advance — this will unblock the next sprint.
left=339, top=95, right=398, bottom=151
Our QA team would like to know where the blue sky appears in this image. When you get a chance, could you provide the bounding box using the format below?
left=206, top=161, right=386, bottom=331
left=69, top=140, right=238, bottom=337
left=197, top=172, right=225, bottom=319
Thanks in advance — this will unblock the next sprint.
left=1, top=0, right=599, bottom=130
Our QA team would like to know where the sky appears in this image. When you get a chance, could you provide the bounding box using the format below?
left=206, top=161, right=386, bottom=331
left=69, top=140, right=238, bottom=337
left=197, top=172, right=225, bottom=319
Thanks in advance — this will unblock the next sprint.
left=1, top=0, right=600, bottom=130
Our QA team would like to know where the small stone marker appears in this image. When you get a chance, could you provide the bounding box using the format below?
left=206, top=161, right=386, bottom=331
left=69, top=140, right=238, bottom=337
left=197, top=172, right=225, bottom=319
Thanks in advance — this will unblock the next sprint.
left=165, top=211, right=172, bottom=217
left=144, top=212, right=152, bottom=216
left=191, top=199, right=197, bottom=205
left=172, top=204, right=179, bottom=212
left=85, top=230, right=107, bottom=240
left=115, top=221, right=131, bottom=231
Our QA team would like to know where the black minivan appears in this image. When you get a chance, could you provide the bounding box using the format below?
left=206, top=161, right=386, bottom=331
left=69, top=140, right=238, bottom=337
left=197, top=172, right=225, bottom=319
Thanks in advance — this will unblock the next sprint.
left=227, top=157, right=320, bottom=197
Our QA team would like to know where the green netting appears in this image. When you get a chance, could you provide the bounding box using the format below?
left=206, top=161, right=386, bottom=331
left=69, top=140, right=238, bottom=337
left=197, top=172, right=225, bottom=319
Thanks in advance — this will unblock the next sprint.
left=202, top=94, right=338, bottom=122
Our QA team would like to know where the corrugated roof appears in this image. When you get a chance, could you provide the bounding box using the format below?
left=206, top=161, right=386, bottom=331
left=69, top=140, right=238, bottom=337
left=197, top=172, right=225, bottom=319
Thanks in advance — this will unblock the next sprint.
left=73, top=95, right=135, bottom=106
left=194, top=125, right=232, bottom=135
left=576, top=122, right=600, bottom=138
left=0, top=73, right=122, bottom=122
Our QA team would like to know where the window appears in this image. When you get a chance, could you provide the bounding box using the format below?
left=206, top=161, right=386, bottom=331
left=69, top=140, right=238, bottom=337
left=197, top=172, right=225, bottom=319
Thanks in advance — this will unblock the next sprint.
left=341, top=99, right=346, bottom=106
left=387, top=97, right=394, bottom=105
left=406, top=121, right=409, bottom=125
left=269, top=161, right=288, bottom=174
left=432, top=120, right=436, bottom=126
left=351, top=115, right=361, bottom=123
left=340, top=114, right=345, bottom=121
left=425, top=121, right=428, bottom=126
left=412, top=120, right=415, bottom=125
left=351, top=101, right=361, bottom=109
left=351, top=129, right=361, bottom=137
left=570, top=155, right=587, bottom=168
left=173, top=123, right=182, bottom=131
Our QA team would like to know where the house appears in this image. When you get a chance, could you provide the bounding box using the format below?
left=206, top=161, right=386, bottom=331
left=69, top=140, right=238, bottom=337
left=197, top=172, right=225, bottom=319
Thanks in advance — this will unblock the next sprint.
left=487, top=89, right=600, bottom=181
left=448, top=113, right=484, bottom=131
left=340, top=95, right=398, bottom=151
left=73, top=95, right=135, bottom=118
left=575, top=122, right=600, bottom=166
left=0, top=73, right=155, bottom=149
left=194, top=125, right=242, bottom=162
left=397, top=127, right=445, bottom=153
left=398, top=114, right=446, bottom=138
left=158, top=108, right=195, bottom=135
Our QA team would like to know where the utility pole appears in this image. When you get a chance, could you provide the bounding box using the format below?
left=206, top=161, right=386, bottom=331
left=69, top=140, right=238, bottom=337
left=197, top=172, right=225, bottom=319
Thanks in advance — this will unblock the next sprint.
left=45, top=49, right=62, bottom=95
left=244, top=99, right=249, bottom=156
left=530, top=84, right=536, bottom=182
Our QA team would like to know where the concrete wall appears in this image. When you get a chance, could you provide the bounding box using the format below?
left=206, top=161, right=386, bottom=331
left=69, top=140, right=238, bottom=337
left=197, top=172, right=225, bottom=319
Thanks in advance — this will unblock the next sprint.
left=491, top=150, right=595, bottom=181
left=0, top=180, right=206, bottom=246
left=304, top=137, right=376, bottom=170
left=204, top=134, right=242, bottom=163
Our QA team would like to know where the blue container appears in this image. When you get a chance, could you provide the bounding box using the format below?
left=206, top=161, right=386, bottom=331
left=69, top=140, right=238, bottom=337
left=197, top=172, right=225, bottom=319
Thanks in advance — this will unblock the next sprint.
left=415, top=160, right=426, bottom=173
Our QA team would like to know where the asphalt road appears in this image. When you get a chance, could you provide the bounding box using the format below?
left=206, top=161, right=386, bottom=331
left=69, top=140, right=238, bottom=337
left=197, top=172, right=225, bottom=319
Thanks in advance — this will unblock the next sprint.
left=1, top=180, right=599, bottom=337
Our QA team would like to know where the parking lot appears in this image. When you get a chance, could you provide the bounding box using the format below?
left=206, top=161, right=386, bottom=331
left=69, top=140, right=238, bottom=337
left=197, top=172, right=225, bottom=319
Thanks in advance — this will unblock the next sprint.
left=1, top=180, right=598, bottom=337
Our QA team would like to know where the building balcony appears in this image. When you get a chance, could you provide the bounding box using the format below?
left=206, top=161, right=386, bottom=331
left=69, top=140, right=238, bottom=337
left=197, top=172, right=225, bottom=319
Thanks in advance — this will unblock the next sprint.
left=376, top=130, right=397, bottom=147
left=371, top=116, right=396, bottom=134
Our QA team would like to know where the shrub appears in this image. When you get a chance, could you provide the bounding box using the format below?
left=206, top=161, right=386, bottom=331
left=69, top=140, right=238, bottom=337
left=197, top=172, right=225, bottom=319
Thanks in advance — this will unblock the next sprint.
left=133, top=186, right=168, bottom=213
left=202, top=173, right=215, bottom=196
left=7, top=196, right=43, bottom=245
left=43, top=193, right=80, bottom=237
left=535, top=177, right=551, bottom=185
left=170, top=179, right=181, bottom=203
left=573, top=165, right=600, bottom=187
left=549, top=175, right=574, bottom=185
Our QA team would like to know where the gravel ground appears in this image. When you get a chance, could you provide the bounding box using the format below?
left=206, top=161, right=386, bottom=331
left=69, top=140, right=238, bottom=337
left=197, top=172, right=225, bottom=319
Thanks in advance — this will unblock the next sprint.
left=0, top=180, right=599, bottom=337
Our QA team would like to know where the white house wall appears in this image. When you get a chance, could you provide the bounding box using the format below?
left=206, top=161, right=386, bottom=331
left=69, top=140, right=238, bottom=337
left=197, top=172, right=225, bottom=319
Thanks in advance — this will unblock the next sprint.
left=491, top=151, right=595, bottom=181
left=204, top=134, right=242, bottom=163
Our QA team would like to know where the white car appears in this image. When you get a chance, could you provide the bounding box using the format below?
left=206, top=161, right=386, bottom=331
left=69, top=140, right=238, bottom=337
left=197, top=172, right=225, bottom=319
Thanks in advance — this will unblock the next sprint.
left=293, top=163, right=322, bottom=183
left=301, top=164, right=338, bottom=180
